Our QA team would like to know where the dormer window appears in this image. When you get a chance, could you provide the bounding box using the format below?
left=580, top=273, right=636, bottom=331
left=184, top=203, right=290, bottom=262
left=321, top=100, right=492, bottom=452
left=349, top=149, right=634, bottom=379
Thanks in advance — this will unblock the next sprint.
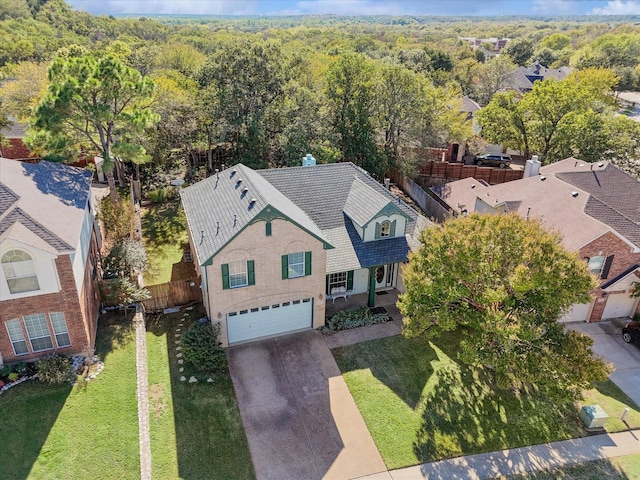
left=2, top=249, right=40, bottom=294
left=380, top=220, right=391, bottom=238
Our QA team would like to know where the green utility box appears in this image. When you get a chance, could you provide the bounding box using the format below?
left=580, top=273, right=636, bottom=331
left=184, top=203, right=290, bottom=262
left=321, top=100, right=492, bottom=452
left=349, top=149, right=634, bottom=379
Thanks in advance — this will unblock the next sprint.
left=579, top=405, right=609, bottom=430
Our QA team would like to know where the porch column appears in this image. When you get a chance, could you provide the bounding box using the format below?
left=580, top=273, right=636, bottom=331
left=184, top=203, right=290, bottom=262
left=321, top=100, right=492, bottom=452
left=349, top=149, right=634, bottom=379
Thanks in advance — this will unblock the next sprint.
left=367, top=267, right=376, bottom=308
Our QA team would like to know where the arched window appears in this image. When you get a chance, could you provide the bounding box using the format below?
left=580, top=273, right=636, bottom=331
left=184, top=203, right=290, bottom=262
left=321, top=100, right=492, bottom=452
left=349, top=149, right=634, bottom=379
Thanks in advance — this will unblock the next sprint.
left=2, top=250, right=40, bottom=294
left=380, top=220, right=391, bottom=238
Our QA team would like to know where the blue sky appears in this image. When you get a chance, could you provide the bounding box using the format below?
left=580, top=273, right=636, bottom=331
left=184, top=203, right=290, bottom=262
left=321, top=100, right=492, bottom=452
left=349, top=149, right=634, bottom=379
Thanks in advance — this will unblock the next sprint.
left=66, top=1, right=640, bottom=16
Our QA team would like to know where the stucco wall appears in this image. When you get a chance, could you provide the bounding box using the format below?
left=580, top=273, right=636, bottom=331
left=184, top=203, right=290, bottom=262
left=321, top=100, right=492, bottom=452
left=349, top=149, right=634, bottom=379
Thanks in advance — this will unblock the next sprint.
left=204, top=218, right=327, bottom=346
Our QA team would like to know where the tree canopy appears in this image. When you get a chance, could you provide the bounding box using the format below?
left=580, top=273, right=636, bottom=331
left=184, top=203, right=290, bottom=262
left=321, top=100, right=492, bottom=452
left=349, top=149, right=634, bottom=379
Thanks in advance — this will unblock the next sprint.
left=28, top=50, right=157, bottom=202
left=398, top=213, right=610, bottom=401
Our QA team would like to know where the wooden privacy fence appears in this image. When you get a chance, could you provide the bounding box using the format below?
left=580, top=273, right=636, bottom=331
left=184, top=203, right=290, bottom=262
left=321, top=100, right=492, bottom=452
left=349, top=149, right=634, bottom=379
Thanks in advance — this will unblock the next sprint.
left=417, top=161, right=524, bottom=184
left=143, top=278, right=202, bottom=312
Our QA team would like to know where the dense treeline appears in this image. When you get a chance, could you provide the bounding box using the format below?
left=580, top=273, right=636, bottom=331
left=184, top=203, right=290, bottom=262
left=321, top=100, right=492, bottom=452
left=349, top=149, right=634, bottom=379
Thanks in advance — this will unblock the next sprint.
left=1, top=0, right=640, bottom=185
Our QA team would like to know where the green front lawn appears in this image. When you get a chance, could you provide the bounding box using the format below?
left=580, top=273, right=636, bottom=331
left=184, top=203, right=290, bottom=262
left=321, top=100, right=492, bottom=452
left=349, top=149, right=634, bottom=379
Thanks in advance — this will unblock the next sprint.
left=0, top=319, right=139, bottom=480
left=332, top=331, right=640, bottom=470
left=146, top=307, right=255, bottom=480
left=141, top=200, right=189, bottom=286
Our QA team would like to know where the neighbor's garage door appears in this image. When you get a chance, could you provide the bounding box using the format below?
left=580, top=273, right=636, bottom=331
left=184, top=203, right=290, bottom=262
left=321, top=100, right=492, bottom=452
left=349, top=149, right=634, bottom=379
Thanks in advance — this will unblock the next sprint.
left=602, top=294, right=637, bottom=320
left=227, top=298, right=313, bottom=344
left=558, top=302, right=592, bottom=323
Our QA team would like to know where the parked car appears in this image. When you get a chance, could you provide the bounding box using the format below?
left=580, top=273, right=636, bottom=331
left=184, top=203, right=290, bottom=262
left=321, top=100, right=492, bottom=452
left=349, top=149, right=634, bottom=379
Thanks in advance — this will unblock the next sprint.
left=474, top=153, right=512, bottom=168
left=622, top=321, right=640, bottom=344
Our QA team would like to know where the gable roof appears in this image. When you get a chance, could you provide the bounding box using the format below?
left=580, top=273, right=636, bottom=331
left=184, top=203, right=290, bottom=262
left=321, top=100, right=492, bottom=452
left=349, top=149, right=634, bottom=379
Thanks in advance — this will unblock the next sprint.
left=259, top=162, right=424, bottom=273
left=0, top=159, right=92, bottom=253
left=180, top=163, right=331, bottom=266
left=344, top=176, right=411, bottom=228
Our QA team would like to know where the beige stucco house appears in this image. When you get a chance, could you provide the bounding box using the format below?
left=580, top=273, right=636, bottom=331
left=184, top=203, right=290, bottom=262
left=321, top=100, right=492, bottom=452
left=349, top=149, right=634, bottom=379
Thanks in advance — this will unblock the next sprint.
left=180, top=158, right=426, bottom=346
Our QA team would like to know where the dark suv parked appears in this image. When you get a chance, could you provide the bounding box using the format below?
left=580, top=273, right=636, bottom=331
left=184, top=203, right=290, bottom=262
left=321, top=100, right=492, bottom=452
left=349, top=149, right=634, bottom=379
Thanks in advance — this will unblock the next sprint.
left=622, top=321, right=640, bottom=345
left=474, top=153, right=512, bottom=168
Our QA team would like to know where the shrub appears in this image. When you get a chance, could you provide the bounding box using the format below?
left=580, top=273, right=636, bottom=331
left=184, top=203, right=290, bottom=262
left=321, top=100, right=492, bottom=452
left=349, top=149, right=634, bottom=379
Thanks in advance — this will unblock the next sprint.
left=36, top=355, right=75, bottom=384
left=320, top=306, right=390, bottom=334
left=146, top=186, right=177, bottom=204
left=100, top=194, right=135, bottom=242
left=180, top=321, right=227, bottom=371
left=7, top=372, right=19, bottom=382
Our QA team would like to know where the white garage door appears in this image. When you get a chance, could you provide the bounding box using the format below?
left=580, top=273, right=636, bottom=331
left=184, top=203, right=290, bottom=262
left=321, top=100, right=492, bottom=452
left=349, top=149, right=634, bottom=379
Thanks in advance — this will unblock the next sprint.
left=602, top=294, right=637, bottom=320
left=227, top=298, right=313, bottom=344
left=559, top=302, right=592, bottom=323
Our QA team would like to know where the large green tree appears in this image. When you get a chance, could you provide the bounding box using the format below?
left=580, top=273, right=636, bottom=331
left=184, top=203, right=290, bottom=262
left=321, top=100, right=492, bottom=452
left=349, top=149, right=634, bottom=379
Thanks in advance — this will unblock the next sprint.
left=477, top=68, right=627, bottom=163
left=29, top=49, right=157, bottom=202
left=399, top=213, right=609, bottom=401
left=326, top=53, right=384, bottom=176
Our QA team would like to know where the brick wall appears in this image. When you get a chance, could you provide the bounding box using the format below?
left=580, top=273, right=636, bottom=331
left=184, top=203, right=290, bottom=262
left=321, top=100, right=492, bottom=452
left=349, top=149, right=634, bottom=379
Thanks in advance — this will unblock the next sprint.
left=0, top=250, right=99, bottom=363
left=579, top=232, right=640, bottom=322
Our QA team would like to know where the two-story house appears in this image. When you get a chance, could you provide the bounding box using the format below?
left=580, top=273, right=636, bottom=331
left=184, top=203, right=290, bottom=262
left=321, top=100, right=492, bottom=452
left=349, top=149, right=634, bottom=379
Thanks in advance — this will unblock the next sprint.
left=0, top=159, right=101, bottom=366
left=180, top=159, right=426, bottom=346
left=432, top=157, right=640, bottom=323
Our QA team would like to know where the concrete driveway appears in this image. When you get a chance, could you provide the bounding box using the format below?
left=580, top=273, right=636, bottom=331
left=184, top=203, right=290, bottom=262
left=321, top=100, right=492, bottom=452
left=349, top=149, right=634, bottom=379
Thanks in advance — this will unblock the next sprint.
left=568, top=319, right=640, bottom=406
left=228, top=329, right=387, bottom=480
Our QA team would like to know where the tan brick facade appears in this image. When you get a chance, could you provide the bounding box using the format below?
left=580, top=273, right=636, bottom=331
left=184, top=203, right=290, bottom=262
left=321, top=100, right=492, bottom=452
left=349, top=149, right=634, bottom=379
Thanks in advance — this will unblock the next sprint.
left=578, top=231, right=640, bottom=322
left=0, top=233, right=100, bottom=363
left=204, top=218, right=327, bottom=346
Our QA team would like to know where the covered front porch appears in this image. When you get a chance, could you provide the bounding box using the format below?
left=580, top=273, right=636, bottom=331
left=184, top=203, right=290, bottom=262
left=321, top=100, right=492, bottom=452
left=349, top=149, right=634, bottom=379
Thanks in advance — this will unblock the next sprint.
left=325, top=288, right=402, bottom=318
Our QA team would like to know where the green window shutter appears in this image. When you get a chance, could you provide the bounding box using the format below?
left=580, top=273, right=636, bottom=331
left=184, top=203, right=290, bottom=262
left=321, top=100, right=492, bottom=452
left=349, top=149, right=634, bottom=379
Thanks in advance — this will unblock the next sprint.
left=221, top=263, right=230, bottom=290
left=374, top=222, right=381, bottom=239
left=326, top=275, right=330, bottom=295
left=281, top=255, right=289, bottom=280
left=347, top=270, right=354, bottom=290
left=390, top=220, right=397, bottom=237
left=266, top=221, right=272, bottom=236
left=304, top=251, right=312, bottom=276
left=247, top=260, right=255, bottom=286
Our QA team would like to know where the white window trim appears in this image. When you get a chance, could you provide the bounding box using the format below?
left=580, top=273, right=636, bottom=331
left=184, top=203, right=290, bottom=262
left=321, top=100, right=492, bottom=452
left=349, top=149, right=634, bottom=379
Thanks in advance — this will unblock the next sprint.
left=288, top=252, right=305, bottom=278
left=229, top=261, right=248, bottom=288
left=23, top=313, right=54, bottom=353
left=380, top=220, right=391, bottom=238
left=587, top=255, right=606, bottom=277
left=329, top=272, right=347, bottom=292
left=5, top=319, right=28, bottom=356
left=2, top=249, right=40, bottom=294
left=50, top=312, right=71, bottom=348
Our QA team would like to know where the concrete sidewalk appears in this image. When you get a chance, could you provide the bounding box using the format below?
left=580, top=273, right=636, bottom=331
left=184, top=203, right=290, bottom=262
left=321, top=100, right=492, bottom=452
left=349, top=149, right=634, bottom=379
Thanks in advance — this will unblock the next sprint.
left=355, top=429, right=640, bottom=480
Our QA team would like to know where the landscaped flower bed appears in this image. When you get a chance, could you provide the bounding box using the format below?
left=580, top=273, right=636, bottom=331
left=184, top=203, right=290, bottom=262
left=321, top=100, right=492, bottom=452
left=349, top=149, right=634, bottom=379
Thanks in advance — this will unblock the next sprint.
left=321, top=306, right=390, bottom=334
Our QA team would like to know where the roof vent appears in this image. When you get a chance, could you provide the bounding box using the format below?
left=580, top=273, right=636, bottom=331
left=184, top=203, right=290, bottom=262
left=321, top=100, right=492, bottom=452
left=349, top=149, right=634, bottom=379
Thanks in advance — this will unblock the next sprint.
left=539, top=175, right=546, bottom=181
left=471, top=184, right=475, bottom=188
left=242, top=186, right=248, bottom=194
left=237, top=178, right=243, bottom=185
left=598, top=162, right=604, bottom=167
left=230, top=168, right=237, bottom=177
left=571, top=191, right=579, bottom=197
left=233, top=215, right=237, bottom=227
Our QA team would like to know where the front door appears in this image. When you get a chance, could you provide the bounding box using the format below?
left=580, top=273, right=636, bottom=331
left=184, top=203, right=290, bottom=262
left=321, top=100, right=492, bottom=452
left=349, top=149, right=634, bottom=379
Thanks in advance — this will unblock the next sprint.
left=375, top=263, right=395, bottom=289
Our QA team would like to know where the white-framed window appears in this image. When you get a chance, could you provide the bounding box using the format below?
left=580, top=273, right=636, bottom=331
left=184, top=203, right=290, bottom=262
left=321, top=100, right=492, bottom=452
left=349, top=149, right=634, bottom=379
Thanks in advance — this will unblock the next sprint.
left=49, top=312, right=71, bottom=348
left=329, top=272, right=347, bottom=292
left=380, top=220, right=391, bottom=238
left=23, top=313, right=54, bottom=352
left=229, top=261, right=248, bottom=288
left=587, top=255, right=606, bottom=276
left=5, top=319, right=28, bottom=356
left=2, top=249, right=40, bottom=294
left=288, top=252, right=305, bottom=278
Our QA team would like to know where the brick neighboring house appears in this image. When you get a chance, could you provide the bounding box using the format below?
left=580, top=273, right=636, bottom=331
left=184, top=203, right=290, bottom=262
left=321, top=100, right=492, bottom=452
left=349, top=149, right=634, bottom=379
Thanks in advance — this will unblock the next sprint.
left=0, top=158, right=101, bottom=366
left=0, top=122, right=38, bottom=161
left=432, top=157, right=640, bottom=322
left=180, top=159, right=427, bottom=346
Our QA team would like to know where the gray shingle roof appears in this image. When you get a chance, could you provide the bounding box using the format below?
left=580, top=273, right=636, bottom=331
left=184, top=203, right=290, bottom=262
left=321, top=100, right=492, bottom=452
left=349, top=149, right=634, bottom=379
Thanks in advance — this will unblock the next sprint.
left=0, top=208, right=73, bottom=251
left=556, top=164, right=640, bottom=248
left=0, top=159, right=92, bottom=252
left=180, top=164, right=331, bottom=266
left=344, top=176, right=399, bottom=227
left=0, top=183, right=19, bottom=217
left=258, top=162, right=419, bottom=233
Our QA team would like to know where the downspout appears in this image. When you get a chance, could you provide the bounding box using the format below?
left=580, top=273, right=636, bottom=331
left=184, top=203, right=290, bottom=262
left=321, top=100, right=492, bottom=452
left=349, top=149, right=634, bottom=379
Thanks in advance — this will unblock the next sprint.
left=368, top=267, right=376, bottom=308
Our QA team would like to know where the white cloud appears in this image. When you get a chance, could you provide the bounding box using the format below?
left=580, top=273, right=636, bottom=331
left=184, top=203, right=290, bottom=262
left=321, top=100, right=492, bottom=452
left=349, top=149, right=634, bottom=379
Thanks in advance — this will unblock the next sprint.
left=68, top=0, right=260, bottom=15
left=589, top=0, right=640, bottom=14
left=296, top=1, right=411, bottom=15
left=531, top=0, right=577, bottom=14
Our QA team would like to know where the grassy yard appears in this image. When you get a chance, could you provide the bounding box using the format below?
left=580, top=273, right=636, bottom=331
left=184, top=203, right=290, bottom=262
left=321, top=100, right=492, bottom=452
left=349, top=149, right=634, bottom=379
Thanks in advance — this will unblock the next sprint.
left=332, top=331, right=640, bottom=470
left=502, top=454, right=640, bottom=479
left=141, top=199, right=189, bottom=286
left=0, top=318, right=139, bottom=480
left=146, top=306, right=255, bottom=480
